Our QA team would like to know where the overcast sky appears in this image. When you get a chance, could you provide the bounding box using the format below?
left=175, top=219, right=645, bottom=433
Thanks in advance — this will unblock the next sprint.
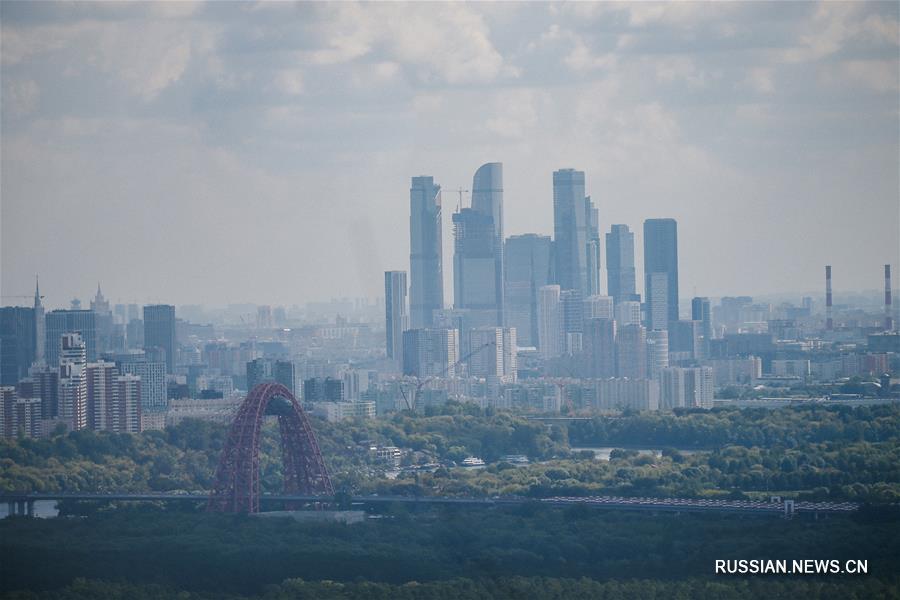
left=2, top=1, right=898, bottom=309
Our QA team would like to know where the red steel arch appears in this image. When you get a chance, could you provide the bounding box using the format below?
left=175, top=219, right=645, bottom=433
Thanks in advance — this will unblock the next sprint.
left=207, top=382, right=334, bottom=513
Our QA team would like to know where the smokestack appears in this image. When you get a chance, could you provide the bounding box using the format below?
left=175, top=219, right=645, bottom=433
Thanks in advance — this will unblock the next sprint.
left=825, top=265, right=833, bottom=331
left=886, top=264, right=893, bottom=331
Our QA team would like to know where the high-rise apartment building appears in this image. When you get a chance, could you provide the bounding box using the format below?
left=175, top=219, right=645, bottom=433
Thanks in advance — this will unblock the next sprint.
left=643, top=218, right=679, bottom=325
left=46, top=309, right=97, bottom=367
left=143, top=305, right=176, bottom=373
left=17, top=367, right=59, bottom=419
left=114, top=352, right=166, bottom=415
left=560, top=289, right=584, bottom=354
left=384, top=271, right=408, bottom=361
left=553, top=169, right=600, bottom=297
left=661, top=367, right=714, bottom=409
left=646, top=329, right=669, bottom=380
left=246, top=358, right=296, bottom=395
left=468, top=327, right=504, bottom=378
left=113, top=374, right=142, bottom=433
left=584, top=318, right=616, bottom=378
left=616, top=324, right=647, bottom=379
left=606, top=224, right=637, bottom=304
left=402, top=328, right=459, bottom=378
left=86, top=360, right=117, bottom=431
left=538, top=285, right=562, bottom=359
left=59, top=332, right=88, bottom=430
left=691, top=297, right=713, bottom=357
left=504, top=234, right=553, bottom=347
left=409, top=176, right=443, bottom=329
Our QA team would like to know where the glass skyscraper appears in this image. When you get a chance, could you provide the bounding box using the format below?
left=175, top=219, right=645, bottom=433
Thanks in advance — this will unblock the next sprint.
left=409, top=176, right=443, bottom=329
left=143, top=305, right=176, bottom=373
left=606, top=224, right=637, bottom=304
left=504, top=234, right=552, bottom=347
left=552, top=169, right=599, bottom=298
left=643, top=218, right=679, bottom=325
left=453, top=163, right=504, bottom=329
left=384, top=270, right=408, bottom=361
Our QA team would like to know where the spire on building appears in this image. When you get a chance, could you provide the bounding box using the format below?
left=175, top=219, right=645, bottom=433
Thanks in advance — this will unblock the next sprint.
left=34, top=275, right=42, bottom=309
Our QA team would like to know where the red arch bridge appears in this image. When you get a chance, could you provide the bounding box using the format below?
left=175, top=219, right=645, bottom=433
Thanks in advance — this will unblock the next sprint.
left=206, top=382, right=334, bottom=513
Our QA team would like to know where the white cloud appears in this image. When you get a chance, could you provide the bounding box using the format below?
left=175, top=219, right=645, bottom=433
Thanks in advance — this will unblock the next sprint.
left=4, top=79, right=40, bottom=116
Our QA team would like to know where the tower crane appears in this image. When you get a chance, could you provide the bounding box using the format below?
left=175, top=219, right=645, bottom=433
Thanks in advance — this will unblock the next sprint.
left=399, top=340, right=496, bottom=412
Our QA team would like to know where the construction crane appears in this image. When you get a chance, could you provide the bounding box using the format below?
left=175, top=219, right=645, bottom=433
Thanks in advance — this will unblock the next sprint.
left=399, top=340, right=496, bottom=412
left=1, top=294, right=43, bottom=302
left=448, top=187, right=469, bottom=212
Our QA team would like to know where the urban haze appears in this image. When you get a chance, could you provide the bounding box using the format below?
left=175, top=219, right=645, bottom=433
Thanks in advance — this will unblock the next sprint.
left=1, top=2, right=899, bottom=600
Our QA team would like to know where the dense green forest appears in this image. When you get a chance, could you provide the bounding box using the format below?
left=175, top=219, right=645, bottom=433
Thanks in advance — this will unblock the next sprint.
left=5, top=576, right=897, bottom=600
left=1, top=403, right=899, bottom=501
left=2, top=506, right=898, bottom=597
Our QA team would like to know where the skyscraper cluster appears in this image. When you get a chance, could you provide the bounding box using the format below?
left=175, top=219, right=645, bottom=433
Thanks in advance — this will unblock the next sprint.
left=385, top=164, right=698, bottom=389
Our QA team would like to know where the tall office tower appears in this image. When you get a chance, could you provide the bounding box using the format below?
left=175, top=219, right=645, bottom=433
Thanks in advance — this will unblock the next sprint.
left=553, top=169, right=600, bottom=297
left=647, top=273, right=669, bottom=331
left=246, top=358, right=296, bottom=395
left=502, top=327, right=518, bottom=384
left=504, top=234, right=553, bottom=347
left=538, top=285, right=562, bottom=359
left=644, top=218, right=679, bottom=325
left=115, top=352, right=166, bottom=415
left=584, top=318, right=616, bottom=378
left=0, top=388, right=42, bottom=440
left=691, top=297, right=713, bottom=348
left=409, top=176, right=443, bottom=329
left=143, top=305, right=176, bottom=373
left=33, top=278, right=45, bottom=365
left=470, top=162, right=504, bottom=323
left=606, top=224, right=637, bottom=304
left=646, top=329, right=670, bottom=380
left=86, top=361, right=117, bottom=431
left=453, top=208, right=502, bottom=329
left=126, top=318, right=144, bottom=349
left=616, top=300, right=642, bottom=327
left=0, top=307, right=36, bottom=386
left=113, top=374, right=142, bottom=433
left=401, top=328, right=459, bottom=378
left=17, top=367, right=59, bottom=419
left=468, top=327, right=504, bottom=378
left=616, top=324, right=647, bottom=379
left=46, top=309, right=97, bottom=366
left=669, top=320, right=702, bottom=363
left=384, top=271, right=409, bottom=361
left=560, top=289, right=584, bottom=354
left=59, top=333, right=88, bottom=430
left=583, top=295, right=614, bottom=321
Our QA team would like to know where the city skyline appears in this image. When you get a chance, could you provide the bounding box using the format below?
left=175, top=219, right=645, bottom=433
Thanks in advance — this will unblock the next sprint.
left=2, top=2, right=899, bottom=306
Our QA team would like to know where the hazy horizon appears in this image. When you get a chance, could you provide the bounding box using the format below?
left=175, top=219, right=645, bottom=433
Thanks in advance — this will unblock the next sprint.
left=2, top=1, right=898, bottom=307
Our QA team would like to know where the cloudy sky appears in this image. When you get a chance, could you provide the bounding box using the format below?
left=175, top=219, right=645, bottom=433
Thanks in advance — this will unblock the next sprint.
left=2, top=1, right=898, bottom=309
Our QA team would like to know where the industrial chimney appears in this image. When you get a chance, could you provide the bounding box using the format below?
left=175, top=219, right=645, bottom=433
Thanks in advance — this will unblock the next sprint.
left=825, top=265, right=833, bottom=331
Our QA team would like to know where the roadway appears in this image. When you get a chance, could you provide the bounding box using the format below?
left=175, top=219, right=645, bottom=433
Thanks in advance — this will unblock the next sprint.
left=0, top=492, right=858, bottom=517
